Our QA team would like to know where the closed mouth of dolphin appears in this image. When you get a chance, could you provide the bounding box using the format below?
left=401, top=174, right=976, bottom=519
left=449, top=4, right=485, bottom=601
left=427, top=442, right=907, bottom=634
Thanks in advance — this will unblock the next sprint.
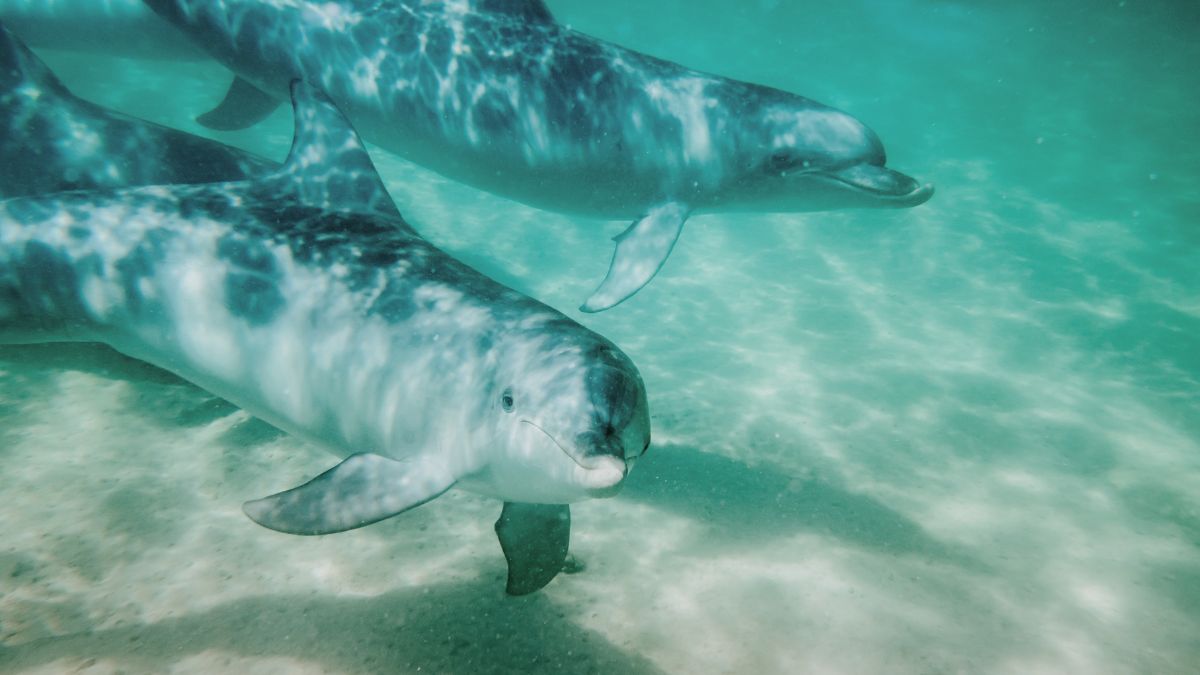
left=520, top=420, right=593, bottom=469
left=818, top=164, right=935, bottom=205
left=521, top=419, right=629, bottom=478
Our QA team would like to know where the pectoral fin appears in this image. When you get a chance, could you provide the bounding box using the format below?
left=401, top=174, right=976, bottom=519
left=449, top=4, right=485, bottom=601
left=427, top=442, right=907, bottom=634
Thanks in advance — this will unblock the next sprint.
left=494, top=502, right=570, bottom=596
left=197, top=76, right=281, bottom=131
left=580, top=202, right=690, bottom=313
left=243, top=453, right=454, bottom=535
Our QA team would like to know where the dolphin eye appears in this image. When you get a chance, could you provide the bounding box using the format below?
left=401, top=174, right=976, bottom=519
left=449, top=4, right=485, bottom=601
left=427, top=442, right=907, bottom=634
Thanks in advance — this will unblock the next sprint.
left=768, top=152, right=796, bottom=173
left=767, top=153, right=817, bottom=174
left=501, top=388, right=515, bottom=413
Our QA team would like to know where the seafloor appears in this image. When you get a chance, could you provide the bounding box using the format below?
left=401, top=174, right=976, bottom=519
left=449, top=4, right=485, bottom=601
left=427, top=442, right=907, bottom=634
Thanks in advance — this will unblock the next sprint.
left=1, top=1, right=1198, bottom=673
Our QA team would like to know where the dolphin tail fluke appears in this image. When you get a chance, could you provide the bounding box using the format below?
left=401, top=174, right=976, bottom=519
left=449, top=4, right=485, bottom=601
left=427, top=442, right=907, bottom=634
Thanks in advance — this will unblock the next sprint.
left=197, top=76, right=280, bottom=131
left=494, top=502, right=571, bottom=596
left=580, top=202, right=690, bottom=313
left=243, top=453, right=455, bottom=535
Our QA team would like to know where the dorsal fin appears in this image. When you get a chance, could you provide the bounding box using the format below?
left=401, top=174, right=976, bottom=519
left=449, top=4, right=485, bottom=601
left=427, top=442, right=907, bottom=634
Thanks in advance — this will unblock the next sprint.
left=472, top=0, right=555, bottom=23
left=0, top=22, right=70, bottom=98
left=258, top=80, right=400, bottom=218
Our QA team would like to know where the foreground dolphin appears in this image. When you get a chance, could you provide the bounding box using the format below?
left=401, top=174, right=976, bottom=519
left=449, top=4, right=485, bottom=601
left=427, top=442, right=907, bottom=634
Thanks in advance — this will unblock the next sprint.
left=0, top=81, right=651, bottom=595
left=142, top=0, right=935, bottom=311
left=0, top=22, right=272, bottom=197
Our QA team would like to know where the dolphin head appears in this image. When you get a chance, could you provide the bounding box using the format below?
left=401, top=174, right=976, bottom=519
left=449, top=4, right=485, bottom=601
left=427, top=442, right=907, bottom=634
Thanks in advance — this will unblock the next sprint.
left=480, top=322, right=651, bottom=504
left=715, top=86, right=933, bottom=212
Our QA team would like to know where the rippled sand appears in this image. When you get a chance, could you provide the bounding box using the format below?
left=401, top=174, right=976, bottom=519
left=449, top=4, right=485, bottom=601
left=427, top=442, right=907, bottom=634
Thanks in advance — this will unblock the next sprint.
left=2, top=1, right=1198, bottom=673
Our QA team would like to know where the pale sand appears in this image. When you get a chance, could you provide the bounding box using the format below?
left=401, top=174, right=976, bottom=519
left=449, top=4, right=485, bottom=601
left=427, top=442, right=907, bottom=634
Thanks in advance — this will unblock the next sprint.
left=3, top=5, right=1199, bottom=671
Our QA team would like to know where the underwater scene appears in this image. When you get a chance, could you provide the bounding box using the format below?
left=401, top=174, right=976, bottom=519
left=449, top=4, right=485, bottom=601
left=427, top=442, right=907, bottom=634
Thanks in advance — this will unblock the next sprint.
left=0, top=0, right=1197, bottom=673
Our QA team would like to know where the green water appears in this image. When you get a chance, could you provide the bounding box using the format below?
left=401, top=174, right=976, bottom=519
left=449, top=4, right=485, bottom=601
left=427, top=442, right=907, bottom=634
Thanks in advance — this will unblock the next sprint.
left=1, top=1, right=1198, bottom=673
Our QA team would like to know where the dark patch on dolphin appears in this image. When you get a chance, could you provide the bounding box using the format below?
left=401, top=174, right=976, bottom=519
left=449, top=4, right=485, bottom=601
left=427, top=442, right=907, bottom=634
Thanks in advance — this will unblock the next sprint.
left=0, top=21, right=273, bottom=198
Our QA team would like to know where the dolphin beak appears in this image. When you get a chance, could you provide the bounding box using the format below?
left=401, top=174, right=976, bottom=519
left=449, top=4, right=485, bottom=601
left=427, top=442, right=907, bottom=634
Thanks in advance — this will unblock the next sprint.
left=821, top=164, right=935, bottom=207
left=521, top=420, right=629, bottom=496
left=575, top=436, right=632, bottom=498
left=571, top=433, right=630, bottom=496
left=578, top=455, right=627, bottom=497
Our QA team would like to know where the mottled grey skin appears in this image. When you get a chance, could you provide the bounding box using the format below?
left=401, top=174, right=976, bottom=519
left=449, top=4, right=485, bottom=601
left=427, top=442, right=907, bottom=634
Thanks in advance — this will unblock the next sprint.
left=0, top=82, right=651, bottom=595
left=142, top=0, right=934, bottom=310
left=0, top=21, right=272, bottom=198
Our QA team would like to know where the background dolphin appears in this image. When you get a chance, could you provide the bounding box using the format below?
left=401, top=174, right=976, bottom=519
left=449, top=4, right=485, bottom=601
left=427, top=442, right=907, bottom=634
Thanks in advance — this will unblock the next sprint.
left=141, top=0, right=934, bottom=311
left=0, top=22, right=272, bottom=197
left=0, top=0, right=200, bottom=59
left=0, top=82, right=651, bottom=595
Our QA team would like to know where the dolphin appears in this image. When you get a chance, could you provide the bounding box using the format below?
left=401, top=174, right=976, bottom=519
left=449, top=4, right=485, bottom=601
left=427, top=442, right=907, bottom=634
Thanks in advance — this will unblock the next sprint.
left=0, top=81, right=652, bottom=595
left=0, top=0, right=200, bottom=60
left=0, top=22, right=272, bottom=197
left=142, top=0, right=935, bottom=311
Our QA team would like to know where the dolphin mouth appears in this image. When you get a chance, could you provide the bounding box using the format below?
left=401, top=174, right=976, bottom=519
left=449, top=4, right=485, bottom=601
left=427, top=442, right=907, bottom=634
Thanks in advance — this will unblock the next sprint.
left=520, top=420, right=628, bottom=493
left=818, top=164, right=935, bottom=206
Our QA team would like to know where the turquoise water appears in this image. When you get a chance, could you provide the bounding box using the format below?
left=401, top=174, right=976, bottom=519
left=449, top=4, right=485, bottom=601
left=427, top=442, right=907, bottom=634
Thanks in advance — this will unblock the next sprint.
left=1, top=1, right=1198, bottom=673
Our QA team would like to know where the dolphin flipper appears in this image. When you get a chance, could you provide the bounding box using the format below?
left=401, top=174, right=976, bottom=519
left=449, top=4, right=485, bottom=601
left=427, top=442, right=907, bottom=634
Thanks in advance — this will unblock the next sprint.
left=494, top=502, right=570, bottom=595
left=243, top=453, right=454, bottom=535
left=580, top=202, right=690, bottom=313
left=197, top=76, right=280, bottom=131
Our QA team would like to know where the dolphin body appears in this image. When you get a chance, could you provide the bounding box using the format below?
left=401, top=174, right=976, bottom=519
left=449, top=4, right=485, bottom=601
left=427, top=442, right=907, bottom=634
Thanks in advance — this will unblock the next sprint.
left=0, top=0, right=200, bottom=59
left=141, top=0, right=935, bottom=311
left=0, top=22, right=272, bottom=197
left=0, top=82, right=652, bottom=595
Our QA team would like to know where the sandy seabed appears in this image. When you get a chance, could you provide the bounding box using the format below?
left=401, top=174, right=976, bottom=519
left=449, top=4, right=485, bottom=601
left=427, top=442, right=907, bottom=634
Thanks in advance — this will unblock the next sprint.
left=2, top=1, right=1199, bottom=673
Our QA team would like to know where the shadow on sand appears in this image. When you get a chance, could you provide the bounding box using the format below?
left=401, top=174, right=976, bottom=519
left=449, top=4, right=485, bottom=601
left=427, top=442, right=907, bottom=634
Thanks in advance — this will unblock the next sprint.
left=623, top=444, right=982, bottom=569
left=0, top=579, right=663, bottom=674
left=0, top=342, right=180, bottom=386
left=0, top=342, right=286, bottom=445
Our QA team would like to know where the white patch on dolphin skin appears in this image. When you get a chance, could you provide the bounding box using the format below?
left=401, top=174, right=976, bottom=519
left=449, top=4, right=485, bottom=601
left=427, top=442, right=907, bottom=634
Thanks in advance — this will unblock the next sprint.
left=170, top=230, right=244, bottom=383
left=244, top=255, right=322, bottom=427
left=299, top=1, right=361, bottom=31
left=521, top=107, right=550, bottom=162
left=350, top=51, right=386, bottom=99
left=765, top=107, right=869, bottom=156
left=438, top=0, right=472, bottom=17
left=60, top=118, right=102, bottom=159
left=81, top=276, right=113, bottom=318
left=644, top=77, right=718, bottom=167
left=15, top=83, right=40, bottom=101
